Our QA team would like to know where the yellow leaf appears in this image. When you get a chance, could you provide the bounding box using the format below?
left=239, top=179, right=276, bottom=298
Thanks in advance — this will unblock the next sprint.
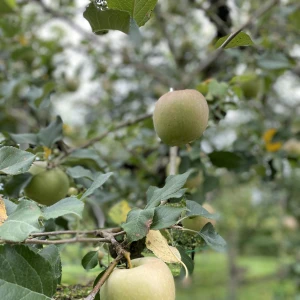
left=146, top=230, right=189, bottom=276
left=43, top=147, right=52, bottom=160
left=108, top=200, right=131, bottom=225
left=263, top=128, right=282, bottom=152
left=146, top=230, right=181, bottom=263
left=0, top=196, right=8, bottom=226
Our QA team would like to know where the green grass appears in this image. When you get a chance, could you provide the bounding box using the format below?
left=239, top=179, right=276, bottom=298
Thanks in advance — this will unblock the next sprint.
left=60, top=246, right=296, bottom=299
left=176, top=252, right=296, bottom=300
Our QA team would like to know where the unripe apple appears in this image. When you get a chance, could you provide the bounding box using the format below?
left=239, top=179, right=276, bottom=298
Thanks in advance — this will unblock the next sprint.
left=237, top=74, right=264, bottom=100
left=182, top=203, right=216, bottom=232
left=67, top=187, right=78, bottom=196
left=153, top=90, right=209, bottom=146
left=100, top=257, right=175, bottom=300
left=24, top=162, right=69, bottom=206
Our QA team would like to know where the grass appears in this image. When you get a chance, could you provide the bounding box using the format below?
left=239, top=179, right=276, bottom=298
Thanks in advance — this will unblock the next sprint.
left=176, top=251, right=296, bottom=300
left=59, top=246, right=296, bottom=299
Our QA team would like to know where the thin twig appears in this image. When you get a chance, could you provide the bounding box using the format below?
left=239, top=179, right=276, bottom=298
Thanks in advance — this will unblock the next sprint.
left=84, top=254, right=123, bottom=300
left=29, top=228, right=124, bottom=237
left=1, top=237, right=111, bottom=245
left=183, top=0, right=280, bottom=86
left=85, top=234, right=131, bottom=300
left=77, top=113, right=152, bottom=151
left=155, top=4, right=179, bottom=66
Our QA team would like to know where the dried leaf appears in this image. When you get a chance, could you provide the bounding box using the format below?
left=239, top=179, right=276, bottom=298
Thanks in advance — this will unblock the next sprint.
left=146, top=230, right=181, bottom=263
left=0, top=195, right=8, bottom=226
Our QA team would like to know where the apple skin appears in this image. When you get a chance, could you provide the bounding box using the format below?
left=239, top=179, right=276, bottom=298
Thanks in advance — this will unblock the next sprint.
left=100, top=257, right=176, bottom=300
left=153, top=89, right=209, bottom=146
left=24, top=162, right=69, bottom=206
left=182, top=203, right=216, bottom=232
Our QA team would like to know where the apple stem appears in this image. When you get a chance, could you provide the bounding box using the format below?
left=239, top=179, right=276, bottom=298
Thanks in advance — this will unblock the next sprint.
left=123, top=251, right=133, bottom=269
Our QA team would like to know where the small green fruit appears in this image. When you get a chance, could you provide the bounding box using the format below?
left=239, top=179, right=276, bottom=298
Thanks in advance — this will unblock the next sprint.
left=24, top=162, right=69, bottom=206
left=182, top=203, right=216, bottom=232
left=153, top=89, right=209, bottom=146
left=67, top=187, right=78, bottom=196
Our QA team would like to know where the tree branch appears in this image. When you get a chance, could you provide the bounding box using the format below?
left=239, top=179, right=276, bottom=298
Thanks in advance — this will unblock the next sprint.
left=1, top=237, right=111, bottom=245
left=29, top=227, right=124, bottom=237
left=155, top=4, right=179, bottom=67
left=84, top=234, right=130, bottom=300
left=183, top=0, right=280, bottom=86
left=68, top=113, right=152, bottom=154
left=84, top=254, right=123, bottom=300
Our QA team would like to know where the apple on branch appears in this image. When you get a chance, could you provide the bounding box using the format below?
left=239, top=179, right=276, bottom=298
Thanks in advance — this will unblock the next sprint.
left=100, top=257, right=176, bottom=300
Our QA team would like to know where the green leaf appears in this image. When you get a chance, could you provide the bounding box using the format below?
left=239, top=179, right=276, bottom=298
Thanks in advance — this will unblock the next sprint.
left=80, top=172, right=113, bottom=200
left=42, top=197, right=84, bottom=220
left=0, top=245, right=57, bottom=297
left=151, top=206, right=184, bottom=230
left=66, top=166, right=94, bottom=181
left=208, top=151, right=244, bottom=170
left=38, top=246, right=62, bottom=282
left=0, top=281, right=51, bottom=300
left=3, top=173, right=32, bottom=198
left=0, top=146, right=36, bottom=175
left=0, top=0, right=17, bottom=15
left=257, top=52, right=294, bottom=70
left=9, top=133, right=38, bottom=145
left=84, top=6, right=131, bottom=34
left=177, top=246, right=194, bottom=277
left=81, top=251, right=99, bottom=270
left=3, top=199, right=17, bottom=215
left=83, top=0, right=157, bottom=34
left=146, top=171, right=191, bottom=209
left=215, top=32, right=254, bottom=49
left=108, top=0, right=157, bottom=26
left=122, top=208, right=155, bottom=242
left=185, top=200, right=219, bottom=220
left=64, top=149, right=106, bottom=171
left=0, top=200, right=42, bottom=242
left=37, top=116, right=63, bottom=148
left=208, top=80, right=229, bottom=98
left=198, top=223, right=227, bottom=252
left=32, top=82, right=55, bottom=109
left=9, top=116, right=63, bottom=148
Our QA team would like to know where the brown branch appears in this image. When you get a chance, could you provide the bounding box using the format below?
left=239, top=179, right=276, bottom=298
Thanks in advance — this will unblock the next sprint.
left=183, top=0, right=280, bottom=86
left=85, top=234, right=130, bottom=300
left=2, top=237, right=111, bottom=245
left=29, top=227, right=124, bottom=237
left=63, top=113, right=152, bottom=158
left=84, top=254, right=123, bottom=300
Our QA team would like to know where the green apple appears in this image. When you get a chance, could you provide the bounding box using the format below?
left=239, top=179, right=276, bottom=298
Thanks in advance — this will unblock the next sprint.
left=182, top=203, right=216, bottom=232
left=24, top=162, right=69, bottom=206
left=67, top=187, right=78, bottom=196
left=100, top=257, right=176, bottom=300
left=153, top=89, right=209, bottom=146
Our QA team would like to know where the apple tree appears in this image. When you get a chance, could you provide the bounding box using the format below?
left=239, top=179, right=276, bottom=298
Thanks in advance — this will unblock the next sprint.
left=0, top=0, right=299, bottom=299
